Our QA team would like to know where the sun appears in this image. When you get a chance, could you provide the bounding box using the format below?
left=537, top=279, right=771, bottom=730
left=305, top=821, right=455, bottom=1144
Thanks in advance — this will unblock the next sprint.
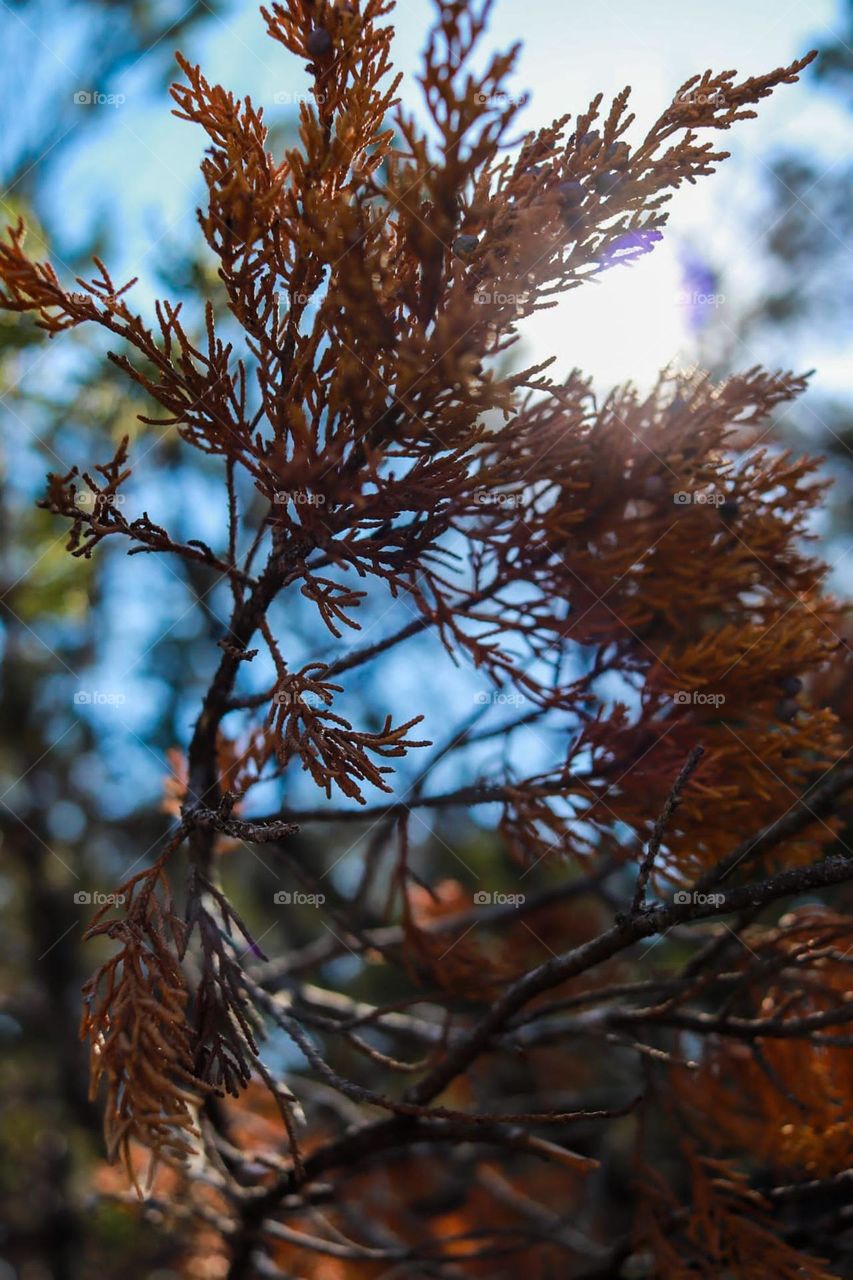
left=525, top=238, right=694, bottom=391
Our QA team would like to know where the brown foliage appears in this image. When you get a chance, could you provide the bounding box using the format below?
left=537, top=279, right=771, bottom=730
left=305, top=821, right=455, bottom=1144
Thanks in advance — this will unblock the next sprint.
left=80, top=861, right=209, bottom=1193
left=4, top=1, right=852, bottom=1275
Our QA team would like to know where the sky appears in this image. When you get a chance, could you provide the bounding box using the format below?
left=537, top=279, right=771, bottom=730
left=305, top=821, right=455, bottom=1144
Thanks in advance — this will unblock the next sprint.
left=20, top=0, right=845, bottom=394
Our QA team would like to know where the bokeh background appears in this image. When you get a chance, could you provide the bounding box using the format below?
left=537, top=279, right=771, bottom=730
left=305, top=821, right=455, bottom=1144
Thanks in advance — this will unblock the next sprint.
left=1, top=1, right=852, bottom=1276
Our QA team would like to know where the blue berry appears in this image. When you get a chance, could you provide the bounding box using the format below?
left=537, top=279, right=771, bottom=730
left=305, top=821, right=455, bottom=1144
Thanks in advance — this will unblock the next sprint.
left=306, top=27, right=333, bottom=57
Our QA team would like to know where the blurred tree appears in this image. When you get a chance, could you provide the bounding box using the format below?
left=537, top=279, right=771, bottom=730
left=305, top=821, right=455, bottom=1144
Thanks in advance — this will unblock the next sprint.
left=692, top=0, right=853, bottom=727
left=0, top=3, right=226, bottom=1278
left=0, top=0, right=225, bottom=203
left=695, top=0, right=853, bottom=549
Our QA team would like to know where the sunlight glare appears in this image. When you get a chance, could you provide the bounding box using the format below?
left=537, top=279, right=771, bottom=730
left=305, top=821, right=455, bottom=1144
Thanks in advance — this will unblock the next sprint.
left=523, top=239, right=693, bottom=392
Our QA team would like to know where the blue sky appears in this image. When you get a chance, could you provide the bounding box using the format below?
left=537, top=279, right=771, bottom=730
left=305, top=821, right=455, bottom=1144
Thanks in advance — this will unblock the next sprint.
left=18, top=0, right=843, bottom=394
left=4, top=0, right=849, bottom=447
